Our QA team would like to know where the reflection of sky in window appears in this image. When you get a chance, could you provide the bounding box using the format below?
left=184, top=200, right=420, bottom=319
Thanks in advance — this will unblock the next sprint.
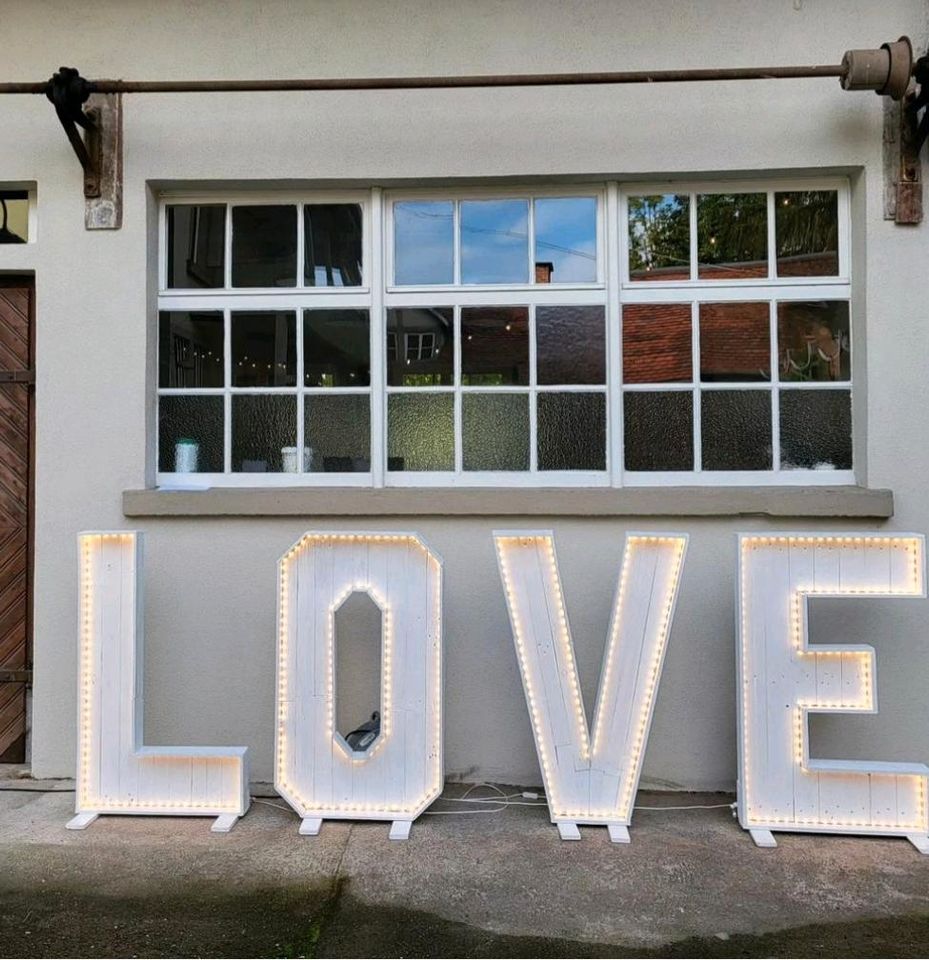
left=394, top=201, right=454, bottom=284
left=461, top=200, right=529, bottom=284
left=534, top=198, right=597, bottom=282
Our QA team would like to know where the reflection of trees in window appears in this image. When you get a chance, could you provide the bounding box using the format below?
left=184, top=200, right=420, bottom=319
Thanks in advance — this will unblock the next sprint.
left=775, top=191, right=839, bottom=276
left=697, top=194, right=767, bottom=277
left=628, top=195, right=689, bottom=279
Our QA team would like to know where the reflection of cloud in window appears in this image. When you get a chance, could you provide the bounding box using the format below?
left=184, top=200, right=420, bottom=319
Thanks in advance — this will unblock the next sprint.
left=534, top=197, right=597, bottom=282
left=461, top=200, right=528, bottom=284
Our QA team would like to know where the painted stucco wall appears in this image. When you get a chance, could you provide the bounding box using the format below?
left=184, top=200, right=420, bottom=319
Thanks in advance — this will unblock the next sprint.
left=2, top=0, right=929, bottom=787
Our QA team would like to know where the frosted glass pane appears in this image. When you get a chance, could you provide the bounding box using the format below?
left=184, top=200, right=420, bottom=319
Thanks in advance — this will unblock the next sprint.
left=394, top=201, right=454, bottom=285
left=627, top=194, right=690, bottom=281
left=166, top=204, right=225, bottom=288
left=159, top=396, right=224, bottom=473
left=231, top=205, right=296, bottom=287
left=304, top=203, right=362, bottom=286
left=231, top=395, right=296, bottom=472
left=622, top=303, right=691, bottom=384
left=462, top=394, right=529, bottom=471
left=775, top=191, right=838, bottom=277
left=533, top=197, right=597, bottom=283
left=778, top=301, right=850, bottom=382
left=460, top=200, right=529, bottom=284
left=780, top=390, right=852, bottom=471
left=231, top=312, right=296, bottom=387
left=536, top=306, right=605, bottom=385
left=387, top=307, right=454, bottom=386
left=305, top=395, right=370, bottom=473
left=387, top=393, right=454, bottom=471
left=537, top=393, right=606, bottom=471
left=303, top=309, right=370, bottom=387
left=701, top=390, right=772, bottom=471
left=623, top=392, right=693, bottom=471
left=158, top=311, right=224, bottom=388
left=461, top=307, right=529, bottom=385
left=697, top=193, right=767, bottom=279
left=700, top=302, right=770, bottom=382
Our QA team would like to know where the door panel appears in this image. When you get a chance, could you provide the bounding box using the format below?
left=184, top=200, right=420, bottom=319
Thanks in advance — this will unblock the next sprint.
left=0, top=280, right=32, bottom=763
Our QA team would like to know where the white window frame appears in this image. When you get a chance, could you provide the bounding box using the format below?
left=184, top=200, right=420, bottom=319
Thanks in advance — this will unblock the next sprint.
left=155, top=178, right=853, bottom=489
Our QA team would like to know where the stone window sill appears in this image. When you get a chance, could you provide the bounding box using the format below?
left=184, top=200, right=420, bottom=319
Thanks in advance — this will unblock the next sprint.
left=122, top=486, right=893, bottom=518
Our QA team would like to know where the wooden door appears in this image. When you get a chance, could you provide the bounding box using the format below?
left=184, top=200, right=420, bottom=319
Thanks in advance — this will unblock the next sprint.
left=0, top=278, right=33, bottom=763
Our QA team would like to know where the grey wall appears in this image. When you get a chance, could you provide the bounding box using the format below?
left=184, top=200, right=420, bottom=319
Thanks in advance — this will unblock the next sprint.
left=1, top=0, right=928, bottom=787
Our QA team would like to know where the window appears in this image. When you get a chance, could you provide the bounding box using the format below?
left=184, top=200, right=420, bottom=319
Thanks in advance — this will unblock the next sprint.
left=0, top=189, right=34, bottom=244
left=156, top=180, right=851, bottom=487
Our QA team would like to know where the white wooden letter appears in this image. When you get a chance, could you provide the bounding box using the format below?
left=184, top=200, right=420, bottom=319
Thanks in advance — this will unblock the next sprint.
left=494, top=531, right=687, bottom=841
left=69, top=532, right=250, bottom=832
left=275, top=532, right=443, bottom=838
left=737, top=534, right=929, bottom=853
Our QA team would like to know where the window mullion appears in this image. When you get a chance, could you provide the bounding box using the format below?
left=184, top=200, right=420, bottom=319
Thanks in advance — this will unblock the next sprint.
left=223, top=307, right=232, bottom=473
left=370, top=187, right=386, bottom=488
left=606, top=182, right=623, bottom=487
left=691, top=301, right=702, bottom=472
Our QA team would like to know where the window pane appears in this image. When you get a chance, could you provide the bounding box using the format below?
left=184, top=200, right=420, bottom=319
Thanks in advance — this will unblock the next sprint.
left=305, top=394, right=370, bottom=472
left=627, top=194, right=690, bottom=281
left=166, top=204, right=225, bottom=288
left=533, top=197, right=597, bottom=283
left=699, top=302, right=770, bottom=382
left=536, top=306, right=605, bottom=385
left=460, top=199, right=529, bottom=284
left=387, top=307, right=453, bottom=386
left=158, top=311, right=224, bottom=388
left=537, top=392, right=606, bottom=471
left=462, top=393, right=529, bottom=470
left=304, top=309, right=370, bottom=387
left=231, top=312, right=296, bottom=387
left=701, top=390, right=772, bottom=470
left=0, top=190, right=28, bottom=244
left=624, top=392, right=693, bottom=471
left=231, top=205, right=296, bottom=287
left=394, top=201, right=454, bottom=285
left=461, top=307, right=529, bottom=385
left=304, top=204, right=362, bottom=286
left=780, top=389, right=851, bottom=470
left=776, top=190, right=838, bottom=277
left=622, top=304, right=691, bottom=384
left=158, top=396, right=224, bottom=473
left=231, top=395, right=296, bottom=472
left=697, top=193, right=767, bottom=279
left=387, top=393, right=454, bottom=471
left=778, top=301, right=850, bottom=382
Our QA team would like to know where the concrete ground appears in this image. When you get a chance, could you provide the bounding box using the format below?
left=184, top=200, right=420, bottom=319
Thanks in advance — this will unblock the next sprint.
left=3, top=777, right=929, bottom=957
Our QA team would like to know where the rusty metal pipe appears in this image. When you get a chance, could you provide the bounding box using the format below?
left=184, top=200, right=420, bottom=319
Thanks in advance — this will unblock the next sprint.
left=0, top=63, right=848, bottom=97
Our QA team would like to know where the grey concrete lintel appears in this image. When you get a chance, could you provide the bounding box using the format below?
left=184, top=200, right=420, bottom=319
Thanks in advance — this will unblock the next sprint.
left=123, top=486, right=894, bottom=519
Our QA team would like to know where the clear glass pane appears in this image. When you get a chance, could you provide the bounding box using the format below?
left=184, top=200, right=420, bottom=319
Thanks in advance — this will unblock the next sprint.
left=304, top=309, right=370, bottom=387
left=533, top=197, right=597, bottom=283
left=159, top=396, right=224, bottom=473
left=387, top=307, right=454, bottom=386
left=305, top=394, right=370, bottom=473
left=701, top=390, right=772, bottom=470
left=623, top=391, right=693, bottom=471
left=780, top=389, right=852, bottom=470
left=460, top=199, right=529, bottom=284
left=231, top=395, right=296, bottom=472
left=304, top=204, right=362, bottom=286
left=158, top=311, right=224, bottom=388
left=231, top=205, right=296, bottom=287
left=462, top=393, right=529, bottom=470
left=536, top=306, right=605, bottom=385
left=387, top=393, right=454, bottom=471
left=461, top=307, right=529, bottom=385
left=166, top=204, right=225, bottom=288
left=231, top=312, right=296, bottom=387
left=775, top=191, right=839, bottom=277
left=699, top=302, right=770, bottom=382
left=0, top=191, right=28, bottom=244
left=394, top=200, right=454, bottom=285
left=697, top=193, right=767, bottom=279
left=537, top=392, right=606, bottom=471
left=622, top=304, right=692, bottom=384
left=778, top=301, right=850, bottom=382
left=627, top=194, right=690, bottom=281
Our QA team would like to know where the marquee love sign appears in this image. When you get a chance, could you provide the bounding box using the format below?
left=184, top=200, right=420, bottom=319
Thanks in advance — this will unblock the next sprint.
left=71, top=528, right=929, bottom=854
